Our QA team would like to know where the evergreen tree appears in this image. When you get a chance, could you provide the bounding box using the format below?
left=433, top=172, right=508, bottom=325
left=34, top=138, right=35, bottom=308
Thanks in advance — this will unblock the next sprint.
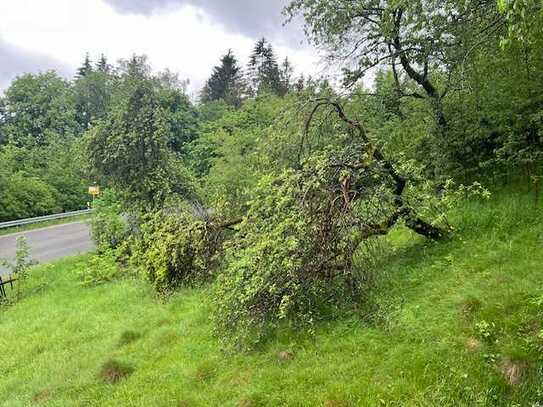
left=96, top=54, right=110, bottom=73
left=76, top=53, right=93, bottom=78
left=201, top=50, right=244, bottom=107
left=279, top=57, right=294, bottom=96
left=247, top=38, right=282, bottom=96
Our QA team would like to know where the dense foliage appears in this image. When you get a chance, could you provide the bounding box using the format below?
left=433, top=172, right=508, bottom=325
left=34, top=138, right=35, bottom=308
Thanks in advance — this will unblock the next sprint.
left=130, top=208, right=225, bottom=293
left=2, top=2, right=543, bottom=348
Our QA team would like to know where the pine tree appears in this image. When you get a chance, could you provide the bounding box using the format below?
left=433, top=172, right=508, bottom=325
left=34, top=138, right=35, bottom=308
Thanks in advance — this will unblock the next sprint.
left=96, top=54, right=110, bottom=73
left=247, top=38, right=282, bottom=96
left=76, top=53, right=93, bottom=78
left=279, top=57, right=294, bottom=96
left=201, top=50, right=245, bottom=107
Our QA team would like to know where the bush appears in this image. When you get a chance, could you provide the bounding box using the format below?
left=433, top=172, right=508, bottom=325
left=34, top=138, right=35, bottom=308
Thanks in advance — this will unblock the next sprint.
left=79, top=250, right=121, bottom=286
left=131, top=207, right=224, bottom=293
left=0, top=173, right=59, bottom=222
left=212, top=154, right=379, bottom=348
left=90, top=189, right=128, bottom=251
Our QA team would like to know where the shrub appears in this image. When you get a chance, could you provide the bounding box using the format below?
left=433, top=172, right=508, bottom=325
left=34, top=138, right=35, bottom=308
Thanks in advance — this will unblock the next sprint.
left=79, top=250, right=121, bottom=286
left=131, top=207, right=224, bottom=293
left=90, top=189, right=128, bottom=251
left=0, top=173, right=59, bottom=222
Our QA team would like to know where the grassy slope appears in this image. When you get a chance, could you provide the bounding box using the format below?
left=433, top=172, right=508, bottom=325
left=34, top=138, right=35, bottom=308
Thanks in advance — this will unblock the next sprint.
left=1, top=192, right=542, bottom=406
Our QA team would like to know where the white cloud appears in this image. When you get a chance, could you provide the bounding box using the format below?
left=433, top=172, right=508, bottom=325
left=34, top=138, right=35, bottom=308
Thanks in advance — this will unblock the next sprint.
left=0, top=0, right=321, bottom=94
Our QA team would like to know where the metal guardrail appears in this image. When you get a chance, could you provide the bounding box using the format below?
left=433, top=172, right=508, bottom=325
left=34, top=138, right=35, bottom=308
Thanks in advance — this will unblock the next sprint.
left=0, top=209, right=93, bottom=229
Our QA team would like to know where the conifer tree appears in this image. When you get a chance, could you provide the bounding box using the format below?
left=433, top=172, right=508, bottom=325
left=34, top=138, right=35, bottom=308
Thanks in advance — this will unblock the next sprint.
left=279, top=57, right=294, bottom=96
left=201, top=50, right=245, bottom=107
left=247, top=38, right=282, bottom=96
left=96, top=54, right=110, bottom=73
left=76, top=53, right=93, bottom=78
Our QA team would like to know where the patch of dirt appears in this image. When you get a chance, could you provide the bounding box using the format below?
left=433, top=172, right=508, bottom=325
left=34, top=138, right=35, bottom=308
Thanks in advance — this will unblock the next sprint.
left=278, top=350, right=295, bottom=361
left=499, top=358, right=528, bottom=386
left=461, top=297, right=482, bottom=316
left=465, top=337, right=482, bottom=352
left=32, top=390, right=50, bottom=405
left=99, top=359, right=134, bottom=384
left=194, top=363, right=216, bottom=382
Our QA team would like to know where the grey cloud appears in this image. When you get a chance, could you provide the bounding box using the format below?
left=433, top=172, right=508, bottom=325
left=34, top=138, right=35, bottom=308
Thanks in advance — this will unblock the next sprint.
left=0, top=38, right=73, bottom=90
left=104, top=0, right=305, bottom=43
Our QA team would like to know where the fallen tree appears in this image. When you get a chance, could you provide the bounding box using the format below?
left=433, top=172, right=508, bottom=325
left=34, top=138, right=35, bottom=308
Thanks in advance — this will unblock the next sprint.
left=301, top=98, right=446, bottom=240
left=212, top=98, right=448, bottom=347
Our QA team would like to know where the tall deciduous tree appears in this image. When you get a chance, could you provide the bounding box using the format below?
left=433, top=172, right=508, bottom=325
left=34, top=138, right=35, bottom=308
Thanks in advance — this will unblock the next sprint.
left=73, top=70, right=114, bottom=130
left=498, top=0, right=543, bottom=43
left=286, top=0, right=504, bottom=136
left=0, top=72, right=78, bottom=146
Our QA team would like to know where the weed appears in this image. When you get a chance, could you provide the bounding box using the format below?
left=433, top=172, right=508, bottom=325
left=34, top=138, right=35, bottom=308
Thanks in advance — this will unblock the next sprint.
left=461, top=297, right=482, bottom=316
left=194, top=361, right=217, bottom=382
left=117, top=330, right=141, bottom=347
left=475, top=320, right=497, bottom=343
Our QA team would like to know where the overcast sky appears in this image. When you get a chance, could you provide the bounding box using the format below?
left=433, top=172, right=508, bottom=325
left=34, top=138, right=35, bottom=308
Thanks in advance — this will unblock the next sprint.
left=0, top=0, right=322, bottom=95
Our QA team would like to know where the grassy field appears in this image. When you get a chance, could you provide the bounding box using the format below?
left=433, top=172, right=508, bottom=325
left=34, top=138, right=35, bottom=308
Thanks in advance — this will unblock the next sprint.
left=1, top=192, right=542, bottom=406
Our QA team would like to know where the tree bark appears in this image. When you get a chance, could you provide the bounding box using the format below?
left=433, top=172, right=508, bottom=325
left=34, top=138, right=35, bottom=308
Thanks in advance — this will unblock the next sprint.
left=309, top=98, right=447, bottom=240
left=392, top=8, right=447, bottom=138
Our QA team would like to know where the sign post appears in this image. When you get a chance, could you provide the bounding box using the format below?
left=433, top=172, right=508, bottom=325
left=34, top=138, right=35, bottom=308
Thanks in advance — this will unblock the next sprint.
left=88, top=186, right=100, bottom=208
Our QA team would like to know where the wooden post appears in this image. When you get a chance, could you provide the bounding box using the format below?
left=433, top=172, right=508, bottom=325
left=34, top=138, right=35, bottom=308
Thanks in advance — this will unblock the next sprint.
left=0, top=276, right=5, bottom=298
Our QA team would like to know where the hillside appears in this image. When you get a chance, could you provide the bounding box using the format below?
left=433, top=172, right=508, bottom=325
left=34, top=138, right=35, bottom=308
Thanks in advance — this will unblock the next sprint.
left=1, top=191, right=542, bottom=406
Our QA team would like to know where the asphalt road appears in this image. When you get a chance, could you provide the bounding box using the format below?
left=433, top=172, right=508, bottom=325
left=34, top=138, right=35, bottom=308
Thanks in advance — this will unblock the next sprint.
left=0, top=222, right=95, bottom=277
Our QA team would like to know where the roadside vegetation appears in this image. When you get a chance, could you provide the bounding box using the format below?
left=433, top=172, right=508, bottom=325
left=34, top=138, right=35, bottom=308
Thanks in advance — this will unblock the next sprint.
left=1, top=0, right=543, bottom=405
left=1, top=190, right=543, bottom=406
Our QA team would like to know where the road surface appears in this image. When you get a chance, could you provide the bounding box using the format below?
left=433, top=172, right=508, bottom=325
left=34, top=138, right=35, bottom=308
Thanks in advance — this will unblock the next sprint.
left=0, top=222, right=95, bottom=277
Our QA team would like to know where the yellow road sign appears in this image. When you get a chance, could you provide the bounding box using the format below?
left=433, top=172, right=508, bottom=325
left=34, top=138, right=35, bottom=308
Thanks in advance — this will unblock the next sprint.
left=88, top=186, right=100, bottom=196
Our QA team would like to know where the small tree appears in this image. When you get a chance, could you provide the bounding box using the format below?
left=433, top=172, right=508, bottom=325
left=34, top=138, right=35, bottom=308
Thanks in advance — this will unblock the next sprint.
left=279, top=57, right=295, bottom=96
left=87, top=76, right=194, bottom=209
